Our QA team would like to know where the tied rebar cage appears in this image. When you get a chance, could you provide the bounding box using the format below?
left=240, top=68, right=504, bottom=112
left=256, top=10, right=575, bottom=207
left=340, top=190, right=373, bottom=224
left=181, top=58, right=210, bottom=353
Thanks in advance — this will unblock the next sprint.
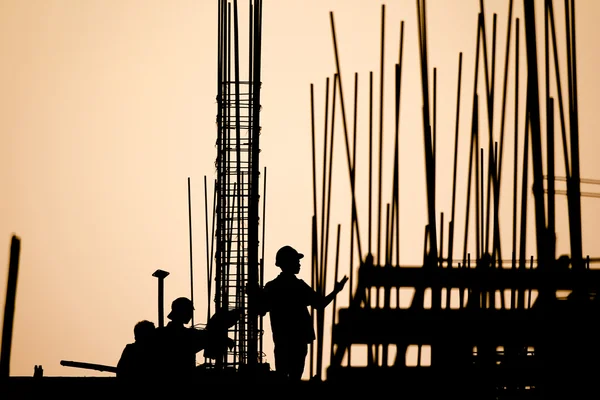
left=212, top=0, right=263, bottom=372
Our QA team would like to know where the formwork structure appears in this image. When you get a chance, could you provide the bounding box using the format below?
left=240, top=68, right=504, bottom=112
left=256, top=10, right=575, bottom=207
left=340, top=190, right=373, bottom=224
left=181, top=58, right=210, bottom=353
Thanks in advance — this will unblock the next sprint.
left=316, top=0, right=600, bottom=396
left=211, top=0, right=264, bottom=373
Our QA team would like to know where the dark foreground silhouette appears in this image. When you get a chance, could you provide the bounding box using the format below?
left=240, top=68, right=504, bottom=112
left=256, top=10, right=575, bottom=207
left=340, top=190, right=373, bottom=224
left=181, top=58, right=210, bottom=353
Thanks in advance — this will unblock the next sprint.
left=250, top=245, right=348, bottom=382
left=113, top=297, right=241, bottom=384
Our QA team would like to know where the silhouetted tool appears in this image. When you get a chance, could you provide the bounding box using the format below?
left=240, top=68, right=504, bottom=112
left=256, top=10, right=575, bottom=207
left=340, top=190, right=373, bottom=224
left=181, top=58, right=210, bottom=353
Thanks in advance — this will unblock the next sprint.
left=60, top=360, right=117, bottom=373
left=152, top=269, right=170, bottom=328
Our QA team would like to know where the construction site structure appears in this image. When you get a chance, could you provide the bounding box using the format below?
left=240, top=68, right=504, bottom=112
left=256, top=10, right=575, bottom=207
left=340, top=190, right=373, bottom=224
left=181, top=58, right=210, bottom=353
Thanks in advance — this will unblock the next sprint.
left=314, top=0, right=600, bottom=396
left=211, top=0, right=265, bottom=374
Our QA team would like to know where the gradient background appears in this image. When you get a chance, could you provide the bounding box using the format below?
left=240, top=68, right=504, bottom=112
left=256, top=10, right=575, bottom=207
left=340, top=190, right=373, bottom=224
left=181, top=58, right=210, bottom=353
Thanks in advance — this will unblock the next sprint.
left=1, top=0, right=599, bottom=380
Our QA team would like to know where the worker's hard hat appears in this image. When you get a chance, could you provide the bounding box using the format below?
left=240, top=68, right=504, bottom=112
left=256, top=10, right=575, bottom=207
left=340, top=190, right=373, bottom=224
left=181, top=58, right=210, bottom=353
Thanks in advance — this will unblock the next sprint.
left=275, top=245, right=304, bottom=267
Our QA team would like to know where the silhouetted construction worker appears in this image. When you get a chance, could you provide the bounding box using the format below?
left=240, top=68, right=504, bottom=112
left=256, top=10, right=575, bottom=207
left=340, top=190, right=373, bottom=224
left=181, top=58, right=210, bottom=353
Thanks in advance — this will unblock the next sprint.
left=154, top=297, right=207, bottom=381
left=154, top=297, right=240, bottom=382
left=251, top=245, right=348, bottom=382
left=116, top=320, right=157, bottom=380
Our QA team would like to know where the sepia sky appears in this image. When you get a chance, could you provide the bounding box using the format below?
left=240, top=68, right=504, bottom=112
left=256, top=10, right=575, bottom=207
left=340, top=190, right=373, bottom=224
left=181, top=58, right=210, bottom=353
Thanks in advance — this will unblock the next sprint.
left=1, top=0, right=600, bottom=379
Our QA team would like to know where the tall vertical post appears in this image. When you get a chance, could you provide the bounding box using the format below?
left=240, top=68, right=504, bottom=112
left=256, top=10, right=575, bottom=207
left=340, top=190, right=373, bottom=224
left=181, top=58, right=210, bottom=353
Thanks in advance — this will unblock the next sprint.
left=247, top=0, right=263, bottom=372
left=152, top=269, right=170, bottom=328
left=1, top=235, right=21, bottom=379
left=215, top=0, right=263, bottom=372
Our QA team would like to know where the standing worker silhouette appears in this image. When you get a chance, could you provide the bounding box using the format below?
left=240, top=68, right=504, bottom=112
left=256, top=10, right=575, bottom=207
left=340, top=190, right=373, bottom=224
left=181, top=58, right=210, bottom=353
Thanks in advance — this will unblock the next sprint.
left=251, top=245, right=348, bottom=382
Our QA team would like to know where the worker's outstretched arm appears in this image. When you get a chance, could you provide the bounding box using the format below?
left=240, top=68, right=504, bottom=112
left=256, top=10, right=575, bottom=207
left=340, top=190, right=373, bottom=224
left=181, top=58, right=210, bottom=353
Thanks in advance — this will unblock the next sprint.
left=316, top=275, right=348, bottom=309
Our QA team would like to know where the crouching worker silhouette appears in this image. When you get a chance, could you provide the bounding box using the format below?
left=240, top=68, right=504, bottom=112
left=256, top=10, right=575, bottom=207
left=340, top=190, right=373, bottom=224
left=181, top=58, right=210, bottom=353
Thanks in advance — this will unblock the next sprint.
left=116, top=319, right=157, bottom=380
left=250, top=245, right=348, bottom=382
left=154, top=297, right=240, bottom=382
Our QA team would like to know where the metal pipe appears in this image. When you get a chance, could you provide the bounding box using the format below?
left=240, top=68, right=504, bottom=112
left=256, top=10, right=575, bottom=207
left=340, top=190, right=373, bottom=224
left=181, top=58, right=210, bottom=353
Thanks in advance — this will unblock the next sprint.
left=152, top=269, right=170, bottom=328
left=60, top=360, right=117, bottom=374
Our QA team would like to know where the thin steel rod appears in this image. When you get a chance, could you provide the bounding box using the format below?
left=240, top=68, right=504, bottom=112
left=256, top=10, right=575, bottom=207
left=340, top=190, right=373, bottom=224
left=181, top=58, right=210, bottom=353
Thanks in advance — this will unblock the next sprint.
left=204, top=176, right=210, bottom=318
left=547, top=97, right=556, bottom=261
left=369, top=71, right=373, bottom=256
left=491, top=0, right=515, bottom=269
left=330, top=224, right=342, bottom=367
left=309, top=79, right=318, bottom=374
left=187, top=177, right=195, bottom=331
left=565, top=0, right=584, bottom=270
left=518, top=110, right=530, bottom=309
left=386, top=203, right=391, bottom=264
left=317, top=195, right=333, bottom=381
left=511, top=19, right=520, bottom=311
left=225, top=182, right=237, bottom=311
left=433, top=67, right=437, bottom=175
left=348, top=72, right=359, bottom=368
left=377, top=5, right=385, bottom=265
left=523, top=0, right=548, bottom=269
left=545, top=0, right=550, bottom=111
left=322, top=74, right=338, bottom=296
left=463, top=14, right=482, bottom=265
left=209, top=180, right=217, bottom=321
left=480, top=148, right=484, bottom=257
left=391, top=22, right=404, bottom=267
left=383, top=204, right=390, bottom=363
left=440, top=212, right=445, bottom=267
left=248, top=1, right=253, bottom=108
left=547, top=0, right=571, bottom=180
left=495, top=141, right=505, bottom=309
left=233, top=2, right=241, bottom=309
left=417, top=0, right=438, bottom=265
left=449, top=52, right=463, bottom=268
left=479, top=0, right=492, bottom=120
left=545, top=0, right=552, bottom=266
left=259, top=166, right=267, bottom=361
left=319, top=77, right=331, bottom=290
left=311, top=84, right=318, bottom=238
left=444, top=215, right=451, bottom=307
left=309, top=78, right=322, bottom=376
left=396, top=21, right=404, bottom=266
left=214, top=0, right=225, bottom=322
left=247, top=0, right=263, bottom=368
left=417, top=0, right=431, bottom=126
left=329, top=12, right=363, bottom=262
left=544, top=176, right=600, bottom=185
left=350, top=71, right=358, bottom=275
left=475, top=101, right=481, bottom=260
left=478, top=5, right=495, bottom=261
left=310, top=214, right=317, bottom=377
left=546, top=190, right=600, bottom=198
left=483, top=13, right=497, bottom=256
left=497, top=0, right=515, bottom=186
